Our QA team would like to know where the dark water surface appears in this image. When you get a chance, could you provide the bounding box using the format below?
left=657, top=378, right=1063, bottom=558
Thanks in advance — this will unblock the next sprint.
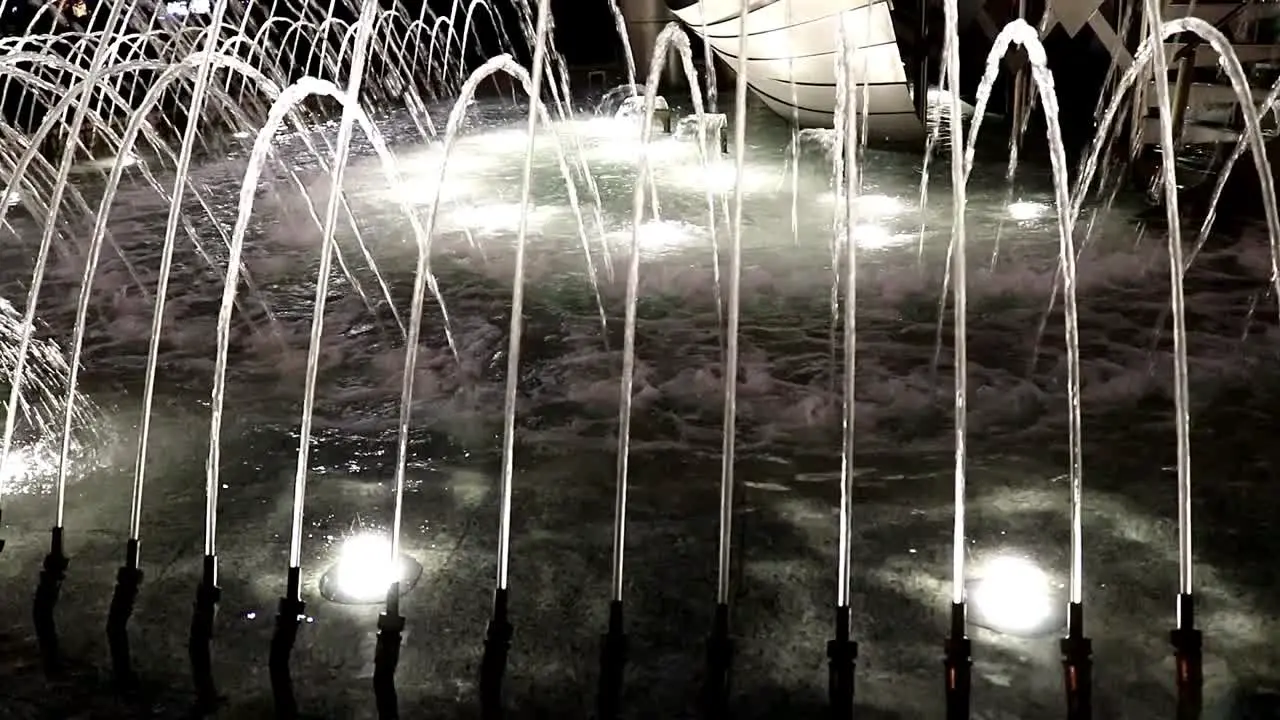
left=1, top=100, right=1278, bottom=718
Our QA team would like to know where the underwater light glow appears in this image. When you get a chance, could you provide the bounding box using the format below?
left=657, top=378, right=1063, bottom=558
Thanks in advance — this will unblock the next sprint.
left=328, top=534, right=411, bottom=604
left=449, top=202, right=562, bottom=234
left=970, top=555, right=1056, bottom=635
left=857, top=194, right=905, bottom=218
left=386, top=177, right=474, bottom=206
left=851, top=223, right=902, bottom=250
left=609, top=219, right=704, bottom=255
left=816, top=192, right=908, bottom=218
left=78, top=153, right=139, bottom=172
left=0, top=445, right=57, bottom=496
left=662, top=159, right=775, bottom=195
left=1007, top=200, right=1048, bottom=221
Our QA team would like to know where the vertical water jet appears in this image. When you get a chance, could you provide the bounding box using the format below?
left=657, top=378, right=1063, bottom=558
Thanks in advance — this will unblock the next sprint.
left=480, top=0, right=556, bottom=715
left=941, top=0, right=971, bottom=714
left=114, top=0, right=238, bottom=696
left=599, top=27, right=705, bottom=718
left=275, top=0, right=379, bottom=713
left=1140, top=0, right=1201, bottom=715
left=828, top=18, right=861, bottom=720
left=704, top=0, right=752, bottom=713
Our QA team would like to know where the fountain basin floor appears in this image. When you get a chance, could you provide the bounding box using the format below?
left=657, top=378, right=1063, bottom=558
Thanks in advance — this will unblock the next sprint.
left=1, top=106, right=1278, bottom=718
left=1, top=394, right=1279, bottom=719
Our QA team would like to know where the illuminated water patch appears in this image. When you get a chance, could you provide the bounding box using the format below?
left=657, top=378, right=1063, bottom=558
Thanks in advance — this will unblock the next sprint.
left=608, top=219, right=706, bottom=256
left=1007, top=200, right=1049, bottom=222
left=817, top=192, right=910, bottom=219
left=966, top=555, right=1065, bottom=637
left=74, top=153, right=139, bottom=173
left=447, top=202, right=564, bottom=235
left=319, top=533, right=423, bottom=605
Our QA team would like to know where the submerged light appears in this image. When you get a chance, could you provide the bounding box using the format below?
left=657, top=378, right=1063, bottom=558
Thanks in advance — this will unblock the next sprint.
left=967, top=554, right=1064, bottom=637
left=319, top=533, right=423, bottom=605
left=1007, top=200, right=1048, bottom=222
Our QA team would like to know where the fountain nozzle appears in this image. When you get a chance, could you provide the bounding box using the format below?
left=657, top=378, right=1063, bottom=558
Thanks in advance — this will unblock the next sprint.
left=943, top=602, right=971, bottom=720
left=269, top=566, right=306, bottom=719
left=373, top=588, right=405, bottom=720
left=597, top=599, right=628, bottom=720
left=702, top=602, right=733, bottom=719
left=33, top=525, right=68, bottom=678
left=479, top=587, right=512, bottom=720
left=1061, top=602, right=1093, bottom=720
left=1171, top=593, right=1203, bottom=720
left=189, top=554, right=222, bottom=712
left=107, top=538, right=143, bottom=691
left=828, top=605, right=859, bottom=719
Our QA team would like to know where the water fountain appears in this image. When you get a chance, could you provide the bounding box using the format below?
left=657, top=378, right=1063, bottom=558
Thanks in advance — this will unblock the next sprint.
left=1, top=0, right=1279, bottom=717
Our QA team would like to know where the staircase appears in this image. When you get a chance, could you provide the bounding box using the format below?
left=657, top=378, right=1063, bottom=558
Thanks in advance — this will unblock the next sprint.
left=1140, top=0, right=1280, bottom=146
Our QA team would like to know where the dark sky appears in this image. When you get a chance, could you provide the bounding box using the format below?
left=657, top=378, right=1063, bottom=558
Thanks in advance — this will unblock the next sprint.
left=419, top=0, right=624, bottom=66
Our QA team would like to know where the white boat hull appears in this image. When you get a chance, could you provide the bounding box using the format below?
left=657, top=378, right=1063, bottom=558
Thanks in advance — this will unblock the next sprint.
left=666, top=0, right=924, bottom=143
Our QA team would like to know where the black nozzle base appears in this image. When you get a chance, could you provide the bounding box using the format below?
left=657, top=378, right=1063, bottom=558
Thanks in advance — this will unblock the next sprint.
left=269, top=572, right=306, bottom=720
left=1172, top=593, right=1202, bottom=720
left=1061, top=602, right=1093, bottom=720
left=943, top=602, right=971, bottom=720
left=828, top=605, right=859, bottom=720
left=374, top=607, right=405, bottom=720
left=479, top=588, right=512, bottom=720
left=702, top=602, right=734, bottom=719
left=107, top=538, right=144, bottom=692
left=189, top=554, right=222, bottom=713
left=597, top=600, right=628, bottom=720
left=34, top=526, right=69, bottom=678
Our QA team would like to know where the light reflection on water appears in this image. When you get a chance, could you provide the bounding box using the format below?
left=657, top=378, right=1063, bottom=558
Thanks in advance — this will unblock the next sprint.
left=0, top=101, right=1276, bottom=720
left=0, top=100, right=1266, bottom=465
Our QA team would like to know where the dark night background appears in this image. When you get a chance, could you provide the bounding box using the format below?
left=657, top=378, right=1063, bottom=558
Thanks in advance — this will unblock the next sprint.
left=1, top=0, right=626, bottom=65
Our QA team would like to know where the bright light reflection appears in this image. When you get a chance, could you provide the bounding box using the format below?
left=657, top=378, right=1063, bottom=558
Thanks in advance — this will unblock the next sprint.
left=3, top=190, right=19, bottom=207
left=448, top=202, right=562, bottom=234
left=857, top=194, right=905, bottom=218
left=474, top=128, right=541, bottom=155
left=663, top=160, right=774, bottom=195
left=851, top=223, right=902, bottom=250
left=0, top=445, right=55, bottom=495
left=386, top=177, right=474, bottom=206
left=926, top=87, right=956, bottom=106
left=817, top=192, right=908, bottom=218
left=970, top=555, right=1055, bottom=635
left=0, top=449, right=29, bottom=488
left=1007, top=200, right=1048, bottom=222
left=330, top=534, right=411, bottom=604
left=582, top=129, right=692, bottom=164
left=80, top=153, right=138, bottom=171
left=380, top=147, right=499, bottom=205
left=612, top=219, right=702, bottom=254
